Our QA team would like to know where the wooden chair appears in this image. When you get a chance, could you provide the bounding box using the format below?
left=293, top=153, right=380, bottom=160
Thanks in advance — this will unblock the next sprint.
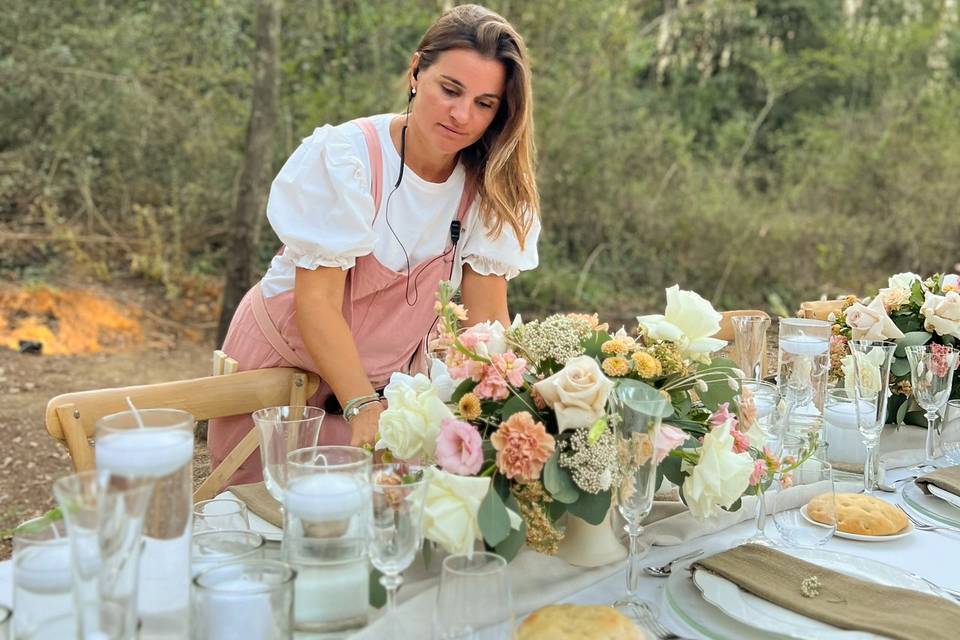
left=45, top=367, right=320, bottom=502
left=716, top=309, right=770, bottom=343
left=797, top=299, right=847, bottom=322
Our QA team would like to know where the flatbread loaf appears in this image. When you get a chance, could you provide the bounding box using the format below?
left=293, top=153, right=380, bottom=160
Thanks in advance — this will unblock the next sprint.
left=516, top=604, right=647, bottom=640
left=807, top=492, right=908, bottom=536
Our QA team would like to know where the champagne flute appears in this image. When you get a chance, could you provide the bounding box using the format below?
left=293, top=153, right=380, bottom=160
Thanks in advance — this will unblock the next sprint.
left=906, top=345, right=960, bottom=466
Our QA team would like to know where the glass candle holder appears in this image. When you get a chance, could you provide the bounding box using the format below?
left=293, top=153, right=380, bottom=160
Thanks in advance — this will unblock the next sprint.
left=12, top=515, right=74, bottom=639
left=0, top=604, right=10, bottom=640
left=777, top=318, right=831, bottom=412
left=283, top=446, right=372, bottom=634
left=96, top=408, right=195, bottom=637
left=192, top=529, right=266, bottom=577
left=192, top=560, right=295, bottom=640
left=194, top=498, right=251, bottom=533
left=253, top=406, right=325, bottom=504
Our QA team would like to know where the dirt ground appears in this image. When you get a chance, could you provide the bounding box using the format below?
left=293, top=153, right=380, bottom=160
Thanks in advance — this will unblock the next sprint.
left=0, top=285, right=217, bottom=560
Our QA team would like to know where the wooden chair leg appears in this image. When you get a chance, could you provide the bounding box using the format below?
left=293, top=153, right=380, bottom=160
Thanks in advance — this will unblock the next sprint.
left=57, top=404, right=95, bottom=471
left=192, top=427, right=261, bottom=502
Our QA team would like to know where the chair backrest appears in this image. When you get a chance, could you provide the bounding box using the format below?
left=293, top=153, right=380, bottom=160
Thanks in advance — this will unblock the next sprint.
left=716, top=309, right=770, bottom=343
left=797, top=299, right=846, bottom=321
left=45, top=367, right=320, bottom=502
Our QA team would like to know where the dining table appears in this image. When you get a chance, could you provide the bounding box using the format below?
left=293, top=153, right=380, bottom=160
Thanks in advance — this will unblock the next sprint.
left=2, top=424, right=958, bottom=639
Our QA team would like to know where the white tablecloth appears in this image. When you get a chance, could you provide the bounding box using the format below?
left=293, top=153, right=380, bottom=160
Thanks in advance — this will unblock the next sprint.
left=3, top=426, right=957, bottom=639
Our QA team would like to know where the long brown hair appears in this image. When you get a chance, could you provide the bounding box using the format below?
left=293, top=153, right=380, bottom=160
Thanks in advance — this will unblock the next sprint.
left=414, top=4, right=539, bottom=248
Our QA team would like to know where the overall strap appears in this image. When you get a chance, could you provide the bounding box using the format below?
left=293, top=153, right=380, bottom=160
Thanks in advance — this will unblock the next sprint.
left=352, top=117, right=383, bottom=213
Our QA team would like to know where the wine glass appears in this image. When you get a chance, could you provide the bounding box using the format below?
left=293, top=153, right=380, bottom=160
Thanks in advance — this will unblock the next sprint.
left=848, top=340, right=897, bottom=492
left=906, top=344, right=959, bottom=466
left=942, top=400, right=960, bottom=466
left=741, top=433, right=803, bottom=546
left=253, top=406, right=325, bottom=503
left=432, top=552, right=513, bottom=640
left=610, top=383, right=669, bottom=622
left=369, top=464, right=430, bottom=633
left=732, top=315, right=771, bottom=381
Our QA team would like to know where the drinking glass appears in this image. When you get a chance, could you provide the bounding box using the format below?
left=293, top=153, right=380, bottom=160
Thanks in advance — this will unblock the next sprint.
left=610, top=382, right=669, bottom=622
left=772, top=458, right=836, bottom=548
left=906, top=344, right=960, bottom=466
left=823, top=389, right=869, bottom=466
left=0, top=606, right=9, bottom=640
left=369, top=463, right=430, bottom=625
left=847, top=339, right=897, bottom=492
left=943, top=400, right=960, bottom=466
left=431, top=552, right=513, bottom=640
left=739, top=379, right=780, bottom=431
left=194, top=498, right=251, bottom=533
left=192, top=530, right=266, bottom=577
left=742, top=434, right=804, bottom=546
left=732, top=315, right=771, bottom=381
left=253, top=406, right=325, bottom=503
left=52, top=470, right=155, bottom=640
left=284, top=446, right=372, bottom=634
left=776, top=318, right=831, bottom=412
left=96, top=408, right=195, bottom=637
left=12, top=515, right=74, bottom=639
left=192, top=560, right=295, bottom=640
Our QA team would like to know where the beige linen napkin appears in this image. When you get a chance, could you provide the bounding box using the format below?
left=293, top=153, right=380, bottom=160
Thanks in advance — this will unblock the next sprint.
left=692, top=544, right=960, bottom=640
left=230, top=482, right=282, bottom=527
left=915, top=465, right=960, bottom=497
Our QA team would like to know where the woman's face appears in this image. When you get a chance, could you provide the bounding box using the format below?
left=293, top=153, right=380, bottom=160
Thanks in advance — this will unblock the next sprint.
left=411, top=48, right=506, bottom=155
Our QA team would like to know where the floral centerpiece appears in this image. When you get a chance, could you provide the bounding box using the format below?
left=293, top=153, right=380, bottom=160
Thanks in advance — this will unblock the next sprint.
left=375, top=283, right=787, bottom=560
left=827, top=272, right=960, bottom=425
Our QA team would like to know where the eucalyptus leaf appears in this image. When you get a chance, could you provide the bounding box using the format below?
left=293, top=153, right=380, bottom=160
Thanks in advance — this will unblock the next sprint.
left=696, top=357, right=739, bottom=411
left=659, top=452, right=685, bottom=488
left=615, top=379, right=672, bottom=417
left=451, top=378, right=477, bottom=403
left=895, top=331, right=931, bottom=357
left=478, top=488, right=511, bottom=547
left=895, top=396, right=909, bottom=425
left=566, top=489, right=611, bottom=525
left=494, top=494, right=527, bottom=562
left=501, top=393, right=533, bottom=420
left=891, top=357, right=911, bottom=378
left=583, top=330, right=612, bottom=358
left=369, top=568, right=386, bottom=608
left=543, top=451, right=579, bottom=504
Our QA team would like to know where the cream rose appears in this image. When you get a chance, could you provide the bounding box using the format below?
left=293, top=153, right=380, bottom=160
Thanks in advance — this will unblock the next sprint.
left=920, top=291, right=960, bottom=339
left=532, top=355, right=614, bottom=432
left=843, top=296, right=904, bottom=341
left=637, top=285, right=726, bottom=363
left=841, top=347, right=887, bottom=398
left=377, top=372, right=454, bottom=460
left=878, top=287, right=910, bottom=311
left=941, top=274, right=960, bottom=293
left=888, top=272, right=921, bottom=291
left=681, top=420, right=754, bottom=519
left=421, top=469, right=522, bottom=557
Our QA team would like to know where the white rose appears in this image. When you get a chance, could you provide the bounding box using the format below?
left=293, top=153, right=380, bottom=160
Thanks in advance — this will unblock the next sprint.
left=841, top=347, right=887, bottom=398
left=429, top=357, right=455, bottom=403
left=888, top=272, right=921, bottom=291
left=920, top=291, right=960, bottom=339
left=682, top=420, right=754, bottom=519
left=843, top=296, right=904, bottom=341
left=532, top=355, right=614, bottom=432
left=376, top=372, right=453, bottom=460
left=464, top=321, right=508, bottom=358
left=637, top=285, right=726, bottom=363
left=421, top=469, right=522, bottom=557
left=941, top=274, right=960, bottom=293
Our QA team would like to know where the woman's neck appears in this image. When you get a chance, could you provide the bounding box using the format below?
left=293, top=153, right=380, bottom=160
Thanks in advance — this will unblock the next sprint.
left=390, top=115, right=458, bottom=183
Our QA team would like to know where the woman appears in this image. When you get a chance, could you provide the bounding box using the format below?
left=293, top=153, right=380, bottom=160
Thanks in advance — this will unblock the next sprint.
left=209, top=4, right=541, bottom=485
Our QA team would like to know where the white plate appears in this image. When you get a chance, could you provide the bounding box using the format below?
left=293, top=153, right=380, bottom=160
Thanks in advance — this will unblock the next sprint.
left=928, top=485, right=960, bottom=510
left=799, top=505, right=913, bottom=542
left=902, top=482, right=960, bottom=528
left=691, top=547, right=948, bottom=640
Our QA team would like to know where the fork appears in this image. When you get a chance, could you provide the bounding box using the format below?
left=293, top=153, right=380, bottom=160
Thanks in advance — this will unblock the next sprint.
left=642, top=615, right=694, bottom=640
left=897, top=504, right=960, bottom=533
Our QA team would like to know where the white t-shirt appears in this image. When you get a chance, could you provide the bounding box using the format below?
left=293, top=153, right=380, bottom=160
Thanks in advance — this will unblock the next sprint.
left=260, top=113, right=540, bottom=298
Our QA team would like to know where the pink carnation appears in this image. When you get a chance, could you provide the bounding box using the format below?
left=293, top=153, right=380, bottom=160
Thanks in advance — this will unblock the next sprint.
left=652, top=424, right=688, bottom=463
left=490, top=412, right=555, bottom=482
left=435, top=419, right=484, bottom=476
left=709, top=402, right=738, bottom=430
left=749, top=459, right=766, bottom=487
left=474, top=365, right=510, bottom=400
left=730, top=428, right=751, bottom=454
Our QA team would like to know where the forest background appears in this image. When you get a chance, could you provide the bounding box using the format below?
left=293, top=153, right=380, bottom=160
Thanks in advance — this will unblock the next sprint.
left=2, top=0, right=960, bottom=330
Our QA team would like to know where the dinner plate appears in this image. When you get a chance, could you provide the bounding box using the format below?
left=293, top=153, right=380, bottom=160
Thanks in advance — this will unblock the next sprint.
left=902, top=483, right=960, bottom=528
left=927, top=485, right=960, bottom=510
left=689, top=548, right=948, bottom=640
left=799, top=505, right=913, bottom=542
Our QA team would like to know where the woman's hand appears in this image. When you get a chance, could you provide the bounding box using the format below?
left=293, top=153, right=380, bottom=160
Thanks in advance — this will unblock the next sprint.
left=349, top=401, right=383, bottom=449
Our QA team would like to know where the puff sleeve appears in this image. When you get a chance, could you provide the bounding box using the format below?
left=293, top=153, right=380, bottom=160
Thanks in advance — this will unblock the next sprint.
left=461, top=209, right=541, bottom=280
left=266, top=124, right=375, bottom=270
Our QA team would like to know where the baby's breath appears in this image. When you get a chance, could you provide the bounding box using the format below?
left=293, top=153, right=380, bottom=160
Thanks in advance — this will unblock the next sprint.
left=559, top=428, right=620, bottom=494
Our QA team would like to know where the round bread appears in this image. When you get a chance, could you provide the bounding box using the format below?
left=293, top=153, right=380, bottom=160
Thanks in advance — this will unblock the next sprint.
left=807, top=492, right=908, bottom=536
left=516, top=604, right=647, bottom=640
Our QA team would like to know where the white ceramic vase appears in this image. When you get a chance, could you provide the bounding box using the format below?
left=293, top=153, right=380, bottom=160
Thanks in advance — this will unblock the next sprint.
left=556, top=509, right=627, bottom=567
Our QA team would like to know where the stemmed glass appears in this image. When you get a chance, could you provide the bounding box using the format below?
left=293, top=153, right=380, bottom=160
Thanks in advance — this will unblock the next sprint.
left=742, top=432, right=803, bottom=546
left=253, top=406, right=325, bottom=507
left=848, top=339, right=897, bottom=493
left=906, top=344, right=960, bottom=466
left=732, top=315, right=771, bottom=381
left=610, top=383, right=669, bottom=622
left=369, top=464, right=430, bottom=626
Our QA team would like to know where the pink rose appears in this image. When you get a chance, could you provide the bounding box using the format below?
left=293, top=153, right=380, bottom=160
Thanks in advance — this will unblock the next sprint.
left=652, top=424, right=688, bottom=464
left=490, top=412, right=555, bottom=482
left=709, top=402, right=738, bottom=430
left=435, top=419, right=484, bottom=476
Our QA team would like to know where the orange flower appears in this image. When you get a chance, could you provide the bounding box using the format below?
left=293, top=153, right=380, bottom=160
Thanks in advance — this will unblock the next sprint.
left=490, top=412, right=555, bottom=482
left=458, top=393, right=482, bottom=421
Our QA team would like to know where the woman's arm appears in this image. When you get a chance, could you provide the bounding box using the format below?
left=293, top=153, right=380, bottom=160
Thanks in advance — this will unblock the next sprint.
left=460, top=264, right=510, bottom=327
left=294, top=266, right=381, bottom=447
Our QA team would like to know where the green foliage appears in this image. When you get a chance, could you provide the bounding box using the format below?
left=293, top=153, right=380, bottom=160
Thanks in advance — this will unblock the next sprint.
left=478, top=486, right=511, bottom=547
left=543, top=449, right=579, bottom=504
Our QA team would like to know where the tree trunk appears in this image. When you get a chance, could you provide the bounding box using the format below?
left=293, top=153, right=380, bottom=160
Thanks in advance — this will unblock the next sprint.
left=216, top=0, right=282, bottom=345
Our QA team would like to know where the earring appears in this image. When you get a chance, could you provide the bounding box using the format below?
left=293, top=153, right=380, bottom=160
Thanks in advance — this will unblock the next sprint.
left=411, top=87, right=417, bottom=96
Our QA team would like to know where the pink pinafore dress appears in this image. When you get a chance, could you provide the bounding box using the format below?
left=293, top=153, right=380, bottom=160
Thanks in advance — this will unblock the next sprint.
left=208, top=117, right=474, bottom=486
